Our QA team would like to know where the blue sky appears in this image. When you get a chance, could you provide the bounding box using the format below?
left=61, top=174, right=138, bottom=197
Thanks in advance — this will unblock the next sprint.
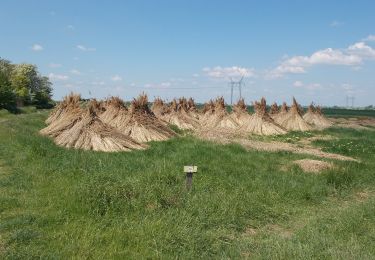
left=1, top=0, right=375, bottom=106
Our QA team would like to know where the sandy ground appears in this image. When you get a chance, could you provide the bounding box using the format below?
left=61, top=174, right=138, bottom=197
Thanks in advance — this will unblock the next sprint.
left=330, top=117, right=375, bottom=130
left=234, top=138, right=358, bottom=161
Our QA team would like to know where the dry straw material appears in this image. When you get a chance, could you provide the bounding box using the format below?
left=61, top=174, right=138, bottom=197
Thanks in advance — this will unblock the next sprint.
left=41, top=102, right=146, bottom=152
left=99, top=97, right=129, bottom=130
left=303, top=104, right=332, bottom=129
left=115, top=94, right=176, bottom=142
left=200, top=97, right=239, bottom=130
left=274, top=98, right=312, bottom=131
left=45, top=93, right=81, bottom=125
left=161, top=98, right=201, bottom=130
left=239, top=98, right=287, bottom=135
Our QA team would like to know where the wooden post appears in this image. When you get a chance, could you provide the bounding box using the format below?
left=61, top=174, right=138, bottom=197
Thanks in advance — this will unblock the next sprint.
left=184, top=166, right=197, bottom=191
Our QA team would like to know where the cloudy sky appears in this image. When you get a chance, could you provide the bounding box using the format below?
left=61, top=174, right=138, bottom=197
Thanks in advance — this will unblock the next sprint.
left=1, top=0, right=375, bottom=106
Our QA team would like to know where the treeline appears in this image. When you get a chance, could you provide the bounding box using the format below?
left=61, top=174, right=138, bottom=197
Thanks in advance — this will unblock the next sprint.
left=0, top=57, right=53, bottom=111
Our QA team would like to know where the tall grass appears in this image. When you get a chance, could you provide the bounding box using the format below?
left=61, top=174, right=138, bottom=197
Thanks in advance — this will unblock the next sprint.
left=0, top=109, right=375, bottom=258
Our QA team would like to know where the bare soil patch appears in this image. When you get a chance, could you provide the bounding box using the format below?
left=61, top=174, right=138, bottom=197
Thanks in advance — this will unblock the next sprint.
left=235, top=138, right=358, bottom=161
left=293, top=159, right=333, bottom=173
left=330, top=117, right=375, bottom=130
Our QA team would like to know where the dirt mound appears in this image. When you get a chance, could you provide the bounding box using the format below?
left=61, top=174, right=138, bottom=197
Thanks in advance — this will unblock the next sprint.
left=41, top=102, right=146, bottom=152
left=116, top=94, right=176, bottom=142
left=239, top=98, right=287, bottom=135
left=274, top=98, right=312, bottom=131
left=303, top=104, right=332, bottom=129
left=293, top=159, right=333, bottom=173
left=45, top=93, right=81, bottom=125
left=200, top=97, right=239, bottom=130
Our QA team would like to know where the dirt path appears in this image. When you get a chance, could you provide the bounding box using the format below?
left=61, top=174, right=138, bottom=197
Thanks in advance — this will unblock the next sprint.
left=234, top=138, right=358, bottom=161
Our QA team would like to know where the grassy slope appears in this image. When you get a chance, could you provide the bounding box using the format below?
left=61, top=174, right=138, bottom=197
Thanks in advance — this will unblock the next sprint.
left=0, top=109, right=375, bottom=259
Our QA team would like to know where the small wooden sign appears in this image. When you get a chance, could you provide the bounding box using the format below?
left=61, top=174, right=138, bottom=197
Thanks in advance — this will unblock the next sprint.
left=184, top=166, right=197, bottom=173
left=184, top=166, right=197, bottom=191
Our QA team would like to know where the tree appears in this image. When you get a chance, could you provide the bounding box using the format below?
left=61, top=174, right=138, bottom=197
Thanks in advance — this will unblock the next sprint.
left=33, top=76, right=54, bottom=108
left=10, top=63, right=39, bottom=105
left=0, top=58, right=17, bottom=110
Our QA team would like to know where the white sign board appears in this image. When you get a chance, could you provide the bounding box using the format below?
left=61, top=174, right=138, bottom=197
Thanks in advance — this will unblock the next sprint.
left=183, top=166, right=198, bottom=173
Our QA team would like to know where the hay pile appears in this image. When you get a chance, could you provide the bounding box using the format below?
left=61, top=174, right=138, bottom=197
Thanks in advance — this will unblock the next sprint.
left=161, top=98, right=200, bottom=130
left=41, top=102, right=146, bottom=152
left=45, top=93, right=81, bottom=125
left=303, top=104, right=332, bottom=129
left=200, top=97, right=239, bottom=130
left=115, top=94, right=176, bottom=142
left=151, top=97, right=168, bottom=119
left=230, top=98, right=251, bottom=125
left=42, top=92, right=333, bottom=152
left=99, top=97, right=129, bottom=129
left=274, top=98, right=312, bottom=131
left=239, top=98, right=287, bottom=135
left=269, top=102, right=279, bottom=115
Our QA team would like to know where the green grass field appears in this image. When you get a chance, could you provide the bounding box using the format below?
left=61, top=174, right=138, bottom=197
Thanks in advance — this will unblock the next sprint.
left=1, top=108, right=375, bottom=259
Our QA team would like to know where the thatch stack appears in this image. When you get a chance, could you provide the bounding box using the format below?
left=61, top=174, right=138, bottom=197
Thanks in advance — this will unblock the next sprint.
left=116, top=94, right=176, bottom=142
left=200, top=97, right=239, bottom=130
left=303, top=104, right=332, bottom=129
left=239, top=98, right=287, bottom=135
left=42, top=92, right=333, bottom=151
left=41, top=101, right=146, bottom=152
left=274, top=98, right=312, bottom=131
left=151, top=97, right=168, bottom=119
left=45, top=93, right=81, bottom=125
left=269, top=102, right=279, bottom=115
left=187, top=97, right=200, bottom=119
left=230, top=98, right=251, bottom=125
left=161, top=97, right=200, bottom=130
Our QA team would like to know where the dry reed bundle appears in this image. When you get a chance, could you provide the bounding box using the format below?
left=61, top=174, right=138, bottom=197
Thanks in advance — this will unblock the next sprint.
left=161, top=97, right=200, bottom=130
left=239, top=97, right=287, bottom=135
left=303, top=104, right=332, bottom=129
left=230, top=98, right=252, bottom=125
left=200, top=97, right=239, bottom=130
left=274, top=98, right=312, bottom=131
left=99, top=97, right=129, bottom=129
left=151, top=97, right=168, bottom=118
left=116, top=94, right=176, bottom=142
left=45, top=93, right=81, bottom=125
left=269, top=102, right=279, bottom=115
left=41, top=102, right=146, bottom=152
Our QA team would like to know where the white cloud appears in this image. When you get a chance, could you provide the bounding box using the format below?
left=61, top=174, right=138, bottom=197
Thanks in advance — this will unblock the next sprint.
left=160, top=82, right=171, bottom=87
left=330, top=20, right=344, bottom=27
left=267, top=40, right=375, bottom=78
left=66, top=25, right=75, bottom=30
left=31, top=44, right=43, bottom=51
left=347, top=42, right=375, bottom=59
left=91, top=81, right=105, bottom=86
left=363, top=35, right=375, bottom=42
left=49, top=63, right=62, bottom=68
left=76, top=45, right=96, bottom=52
left=293, top=81, right=304, bottom=87
left=110, top=75, right=122, bottom=82
left=70, top=69, right=81, bottom=75
left=203, top=66, right=255, bottom=79
left=293, top=80, right=322, bottom=90
left=48, top=73, right=69, bottom=81
left=192, top=73, right=200, bottom=78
